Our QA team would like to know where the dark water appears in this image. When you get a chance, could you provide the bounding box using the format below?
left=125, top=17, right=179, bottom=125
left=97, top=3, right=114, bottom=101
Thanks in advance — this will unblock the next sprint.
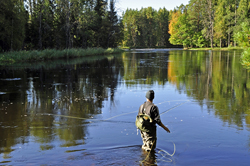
left=0, top=49, right=250, bottom=166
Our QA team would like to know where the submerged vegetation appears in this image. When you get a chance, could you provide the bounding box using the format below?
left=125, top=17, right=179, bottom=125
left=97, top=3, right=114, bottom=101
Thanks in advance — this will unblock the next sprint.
left=0, top=48, right=124, bottom=64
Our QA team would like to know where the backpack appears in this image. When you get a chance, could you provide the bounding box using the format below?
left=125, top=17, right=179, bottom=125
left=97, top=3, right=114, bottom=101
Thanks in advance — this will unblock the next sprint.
left=135, top=114, right=153, bottom=132
left=135, top=103, right=154, bottom=132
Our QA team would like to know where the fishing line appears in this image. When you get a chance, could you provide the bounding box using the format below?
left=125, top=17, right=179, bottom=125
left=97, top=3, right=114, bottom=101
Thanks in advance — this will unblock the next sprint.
left=34, top=99, right=186, bottom=165
left=138, top=100, right=188, bottom=165
left=35, top=100, right=189, bottom=122
left=160, top=100, right=190, bottom=115
left=38, top=113, right=91, bottom=120
left=100, top=100, right=190, bottom=121
left=104, top=110, right=138, bottom=121
left=37, top=113, right=135, bottom=124
left=140, top=141, right=176, bottom=165
left=156, top=141, right=176, bottom=163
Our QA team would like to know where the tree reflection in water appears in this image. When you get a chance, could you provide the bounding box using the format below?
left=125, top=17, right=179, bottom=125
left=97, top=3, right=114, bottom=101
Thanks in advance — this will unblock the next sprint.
left=0, top=50, right=250, bottom=165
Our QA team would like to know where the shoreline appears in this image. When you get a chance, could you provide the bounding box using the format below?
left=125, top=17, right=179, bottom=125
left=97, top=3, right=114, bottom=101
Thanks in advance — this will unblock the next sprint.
left=187, top=47, right=243, bottom=51
left=0, top=48, right=124, bottom=64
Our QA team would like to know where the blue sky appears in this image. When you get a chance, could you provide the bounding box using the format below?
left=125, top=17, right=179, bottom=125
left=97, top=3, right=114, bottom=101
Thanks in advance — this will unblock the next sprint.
left=115, top=0, right=190, bottom=16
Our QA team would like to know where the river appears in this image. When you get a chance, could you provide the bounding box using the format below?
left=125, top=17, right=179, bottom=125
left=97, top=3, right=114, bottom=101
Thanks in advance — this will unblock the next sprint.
left=0, top=49, right=250, bottom=166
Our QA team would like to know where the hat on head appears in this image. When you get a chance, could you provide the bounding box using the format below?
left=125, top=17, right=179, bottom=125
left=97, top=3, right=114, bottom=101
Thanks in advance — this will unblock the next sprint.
left=146, top=90, right=154, bottom=100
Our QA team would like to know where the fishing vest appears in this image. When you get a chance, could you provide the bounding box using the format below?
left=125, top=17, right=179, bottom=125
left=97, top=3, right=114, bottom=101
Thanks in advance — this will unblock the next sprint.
left=135, top=102, right=154, bottom=132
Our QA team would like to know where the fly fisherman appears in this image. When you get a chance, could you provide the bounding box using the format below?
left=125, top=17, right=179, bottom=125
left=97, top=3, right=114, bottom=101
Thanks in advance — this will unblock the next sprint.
left=137, top=90, right=170, bottom=151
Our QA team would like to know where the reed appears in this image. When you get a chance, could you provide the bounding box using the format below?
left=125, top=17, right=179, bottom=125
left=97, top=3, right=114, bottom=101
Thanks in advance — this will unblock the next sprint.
left=0, top=48, right=124, bottom=64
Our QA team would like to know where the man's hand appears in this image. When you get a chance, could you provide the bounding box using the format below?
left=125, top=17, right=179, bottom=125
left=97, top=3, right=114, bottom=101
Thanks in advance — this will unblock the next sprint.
left=159, top=122, right=170, bottom=133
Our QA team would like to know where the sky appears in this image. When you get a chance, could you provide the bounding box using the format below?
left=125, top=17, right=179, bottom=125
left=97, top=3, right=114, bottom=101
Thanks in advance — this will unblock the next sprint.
left=115, top=0, right=190, bottom=16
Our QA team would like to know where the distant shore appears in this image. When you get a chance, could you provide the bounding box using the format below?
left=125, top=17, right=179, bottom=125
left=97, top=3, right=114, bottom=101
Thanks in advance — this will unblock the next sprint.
left=0, top=48, right=124, bottom=64
left=187, top=46, right=243, bottom=51
left=122, top=46, right=244, bottom=51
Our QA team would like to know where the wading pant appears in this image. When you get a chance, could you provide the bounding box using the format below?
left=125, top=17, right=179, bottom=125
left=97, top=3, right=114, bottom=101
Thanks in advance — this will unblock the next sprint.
left=140, top=126, right=157, bottom=151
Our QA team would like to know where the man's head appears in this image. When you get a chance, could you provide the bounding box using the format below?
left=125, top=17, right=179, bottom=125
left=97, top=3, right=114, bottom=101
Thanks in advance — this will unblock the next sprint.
left=145, top=90, right=154, bottom=101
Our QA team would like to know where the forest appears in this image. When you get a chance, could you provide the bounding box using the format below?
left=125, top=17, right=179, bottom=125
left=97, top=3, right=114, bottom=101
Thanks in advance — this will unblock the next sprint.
left=1, top=0, right=250, bottom=52
left=122, top=7, right=174, bottom=48
left=168, top=0, right=250, bottom=49
left=0, top=0, right=123, bottom=51
left=123, top=0, right=250, bottom=49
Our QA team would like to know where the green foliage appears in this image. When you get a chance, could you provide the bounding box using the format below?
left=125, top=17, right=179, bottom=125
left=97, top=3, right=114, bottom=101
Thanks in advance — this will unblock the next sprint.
left=1, top=0, right=123, bottom=52
left=168, top=0, right=249, bottom=49
left=241, top=48, right=250, bottom=69
left=0, top=48, right=124, bottom=64
left=122, top=7, right=173, bottom=48
left=2, top=0, right=250, bottom=53
left=235, top=22, right=250, bottom=48
left=0, top=0, right=27, bottom=51
left=235, top=22, right=250, bottom=69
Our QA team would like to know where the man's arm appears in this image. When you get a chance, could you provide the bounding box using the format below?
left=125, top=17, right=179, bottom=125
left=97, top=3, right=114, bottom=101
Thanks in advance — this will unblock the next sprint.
left=158, top=122, right=170, bottom=133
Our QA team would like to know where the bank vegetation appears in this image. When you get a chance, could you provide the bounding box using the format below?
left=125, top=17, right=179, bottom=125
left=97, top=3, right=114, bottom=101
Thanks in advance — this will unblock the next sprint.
left=1, top=0, right=250, bottom=66
left=0, top=48, right=124, bottom=64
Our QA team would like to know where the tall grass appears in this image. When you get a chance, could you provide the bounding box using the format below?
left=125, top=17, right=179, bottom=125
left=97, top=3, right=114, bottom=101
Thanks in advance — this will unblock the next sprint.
left=0, top=48, right=124, bottom=64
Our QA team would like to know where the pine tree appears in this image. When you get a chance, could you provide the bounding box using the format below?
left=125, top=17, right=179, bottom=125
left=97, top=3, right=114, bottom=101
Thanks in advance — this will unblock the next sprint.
left=155, top=8, right=170, bottom=47
left=214, top=0, right=227, bottom=47
left=94, top=0, right=108, bottom=47
left=0, top=0, right=26, bottom=51
left=106, top=0, right=119, bottom=47
left=201, top=0, right=216, bottom=48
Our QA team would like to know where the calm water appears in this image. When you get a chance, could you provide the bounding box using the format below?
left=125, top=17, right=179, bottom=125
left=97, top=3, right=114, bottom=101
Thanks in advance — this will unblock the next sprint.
left=0, top=49, right=250, bottom=166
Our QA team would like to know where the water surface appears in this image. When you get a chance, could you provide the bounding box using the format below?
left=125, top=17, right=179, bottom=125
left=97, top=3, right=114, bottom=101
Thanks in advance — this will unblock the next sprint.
left=0, top=49, right=250, bottom=166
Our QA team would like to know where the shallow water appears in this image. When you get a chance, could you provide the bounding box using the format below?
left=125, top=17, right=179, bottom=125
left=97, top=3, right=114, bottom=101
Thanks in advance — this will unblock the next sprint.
left=0, top=49, right=250, bottom=166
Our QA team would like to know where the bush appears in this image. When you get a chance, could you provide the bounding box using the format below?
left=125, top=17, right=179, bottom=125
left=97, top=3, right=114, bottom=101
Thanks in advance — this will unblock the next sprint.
left=235, top=22, right=250, bottom=69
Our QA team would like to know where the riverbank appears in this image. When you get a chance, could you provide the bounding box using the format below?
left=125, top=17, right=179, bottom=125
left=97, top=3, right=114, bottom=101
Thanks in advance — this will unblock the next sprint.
left=0, top=48, right=124, bottom=64
left=187, top=46, right=243, bottom=51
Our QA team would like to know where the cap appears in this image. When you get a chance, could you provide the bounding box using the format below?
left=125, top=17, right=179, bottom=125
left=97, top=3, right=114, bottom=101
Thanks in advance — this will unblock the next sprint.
left=145, top=90, right=154, bottom=100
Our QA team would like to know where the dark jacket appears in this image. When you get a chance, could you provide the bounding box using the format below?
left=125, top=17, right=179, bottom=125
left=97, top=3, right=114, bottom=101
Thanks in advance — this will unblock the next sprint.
left=138, top=101, right=161, bottom=126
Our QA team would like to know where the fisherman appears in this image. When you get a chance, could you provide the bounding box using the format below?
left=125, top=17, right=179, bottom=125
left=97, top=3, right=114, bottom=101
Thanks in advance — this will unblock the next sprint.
left=137, top=90, right=170, bottom=151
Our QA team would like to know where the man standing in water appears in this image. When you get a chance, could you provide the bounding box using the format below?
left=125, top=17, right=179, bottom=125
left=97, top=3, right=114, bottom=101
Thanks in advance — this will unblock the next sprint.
left=138, top=90, right=170, bottom=151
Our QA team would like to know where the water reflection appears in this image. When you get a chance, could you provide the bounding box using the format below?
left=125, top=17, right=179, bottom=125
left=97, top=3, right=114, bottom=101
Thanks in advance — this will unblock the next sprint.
left=167, top=50, right=250, bottom=128
left=0, top=55, right=123, bottom=158
left=0, top=49, right=250, bottom=164
left=122, top=52, right=169, bottom=85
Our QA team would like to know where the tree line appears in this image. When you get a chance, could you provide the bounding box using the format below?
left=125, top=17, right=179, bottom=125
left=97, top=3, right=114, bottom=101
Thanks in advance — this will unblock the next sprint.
left=1, top=0, right=249, bottom=52
left=169, top=0, right=250, bottom=48
left=122, top=7, right=175, bottom=48
left=0, top=0, right=123, bottom=52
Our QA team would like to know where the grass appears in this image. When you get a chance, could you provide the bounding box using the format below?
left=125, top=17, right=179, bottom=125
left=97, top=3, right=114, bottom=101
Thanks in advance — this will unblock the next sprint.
left=0, top=48, right=124, bottom=64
